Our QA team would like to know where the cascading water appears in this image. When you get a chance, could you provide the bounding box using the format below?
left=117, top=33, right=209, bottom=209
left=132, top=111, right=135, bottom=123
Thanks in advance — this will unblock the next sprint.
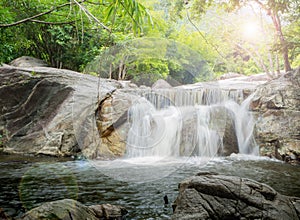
left=126, top=98, right=182, bottom=158
left=125, top=87, right=259, bottom=158
left=224, top=94, right=259, bottom=155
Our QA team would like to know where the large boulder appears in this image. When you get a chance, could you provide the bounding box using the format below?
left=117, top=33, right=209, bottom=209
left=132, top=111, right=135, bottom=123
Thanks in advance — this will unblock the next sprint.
left=152, top=79, right=172, bottom=89
left=251, top=67, right=300, bottom=159
left=0, top=59, right=129, bottom=159
left=20, top=199, right=127, bottom=220
left=172, top=173, right=300, bottom=220
left=96, top=89, right=140, bottom=158
left=9, top=56, right=49, bottom=68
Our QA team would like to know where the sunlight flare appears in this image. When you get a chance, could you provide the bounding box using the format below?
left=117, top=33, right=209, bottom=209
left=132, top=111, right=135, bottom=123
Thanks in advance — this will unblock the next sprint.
left=242, top=22, right=261, bottom=41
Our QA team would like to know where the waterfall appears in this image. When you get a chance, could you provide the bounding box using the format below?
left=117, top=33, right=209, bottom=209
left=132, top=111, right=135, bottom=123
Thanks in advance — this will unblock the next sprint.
left=125, top=87, right=258, bottom=158
left=126, top=98, right=182, bottom=157
left=224, top=94, right=259, bottom=155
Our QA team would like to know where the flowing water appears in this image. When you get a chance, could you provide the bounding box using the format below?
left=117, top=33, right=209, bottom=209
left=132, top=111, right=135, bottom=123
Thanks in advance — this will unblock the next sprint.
left=124, top=87, right=258, bottom=158
left=0, top=155, right=299, bottom=219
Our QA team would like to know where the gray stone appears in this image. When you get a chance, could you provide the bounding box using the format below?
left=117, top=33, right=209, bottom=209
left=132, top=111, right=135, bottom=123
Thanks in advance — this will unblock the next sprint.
left=251, top=67, right=300, bottom=157
left=20, top=199, right=127, bottom=220
left=172, top=174, right=300, bottom=220
left=152, top=79, right=172, bottom=89
left=89, top=204, right=128, bottom=219
left=0, top=58, right=127, bottom=159
left=9, top=56, right=49, bottom=67
left=218, top=72, right=244, bottom=80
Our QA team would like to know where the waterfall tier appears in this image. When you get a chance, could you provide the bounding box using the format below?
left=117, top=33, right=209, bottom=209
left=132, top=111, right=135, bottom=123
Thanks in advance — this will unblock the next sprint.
left=124, top=87, right=258, bottom=158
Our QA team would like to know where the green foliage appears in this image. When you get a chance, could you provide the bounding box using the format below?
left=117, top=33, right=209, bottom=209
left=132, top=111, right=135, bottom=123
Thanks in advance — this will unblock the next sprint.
left=1, top=0, right=299, bottom=82
left=0, top=0, right=152, bottom=70
left=291, top=54, right=300, bottom=68
left=284, top=18, right=300, bottom=68
left=85, top=37, right=211, bottom=85
left=128, top=58, right=169, bottom=86
left=103, top=0, right=153, bottom=35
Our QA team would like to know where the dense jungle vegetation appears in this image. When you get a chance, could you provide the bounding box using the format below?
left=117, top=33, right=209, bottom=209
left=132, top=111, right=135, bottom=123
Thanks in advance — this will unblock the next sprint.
left=0, top=0, right=299, bottom=85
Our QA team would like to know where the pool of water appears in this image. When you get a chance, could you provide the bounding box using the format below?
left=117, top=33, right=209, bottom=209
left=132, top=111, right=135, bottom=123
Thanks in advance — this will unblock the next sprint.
left=0, top=154, right=299, bottom=219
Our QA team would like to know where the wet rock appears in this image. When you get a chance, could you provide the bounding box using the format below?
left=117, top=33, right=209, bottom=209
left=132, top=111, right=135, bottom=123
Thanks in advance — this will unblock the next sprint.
left=20, top=199, right=127, bottom=220
left=179, top=105, right=239, bottom=157
left=251, top=67, right=300, bottom=158
left=211, top=106, right=239, bottom=156
left=172, top=174, right=300, bottom=220
left=89, top=204, right=128, bottom=219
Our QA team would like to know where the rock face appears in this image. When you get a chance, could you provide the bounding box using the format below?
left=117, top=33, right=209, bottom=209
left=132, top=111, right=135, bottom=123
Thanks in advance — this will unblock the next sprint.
left=0, top=61, right=129, bottom=158
left=172, top=173, right=300, bottom=220
left=251, top=67, right=300, bottom=159
left=20, top=199, right=127, bottom=220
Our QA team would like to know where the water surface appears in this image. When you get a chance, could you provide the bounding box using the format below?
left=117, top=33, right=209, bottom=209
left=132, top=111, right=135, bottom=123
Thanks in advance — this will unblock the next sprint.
left=0, top=154, right=299, bottom=219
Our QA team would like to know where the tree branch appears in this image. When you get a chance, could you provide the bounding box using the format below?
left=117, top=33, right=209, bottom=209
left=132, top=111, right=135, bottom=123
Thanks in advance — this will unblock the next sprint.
left=0, top=1, right=84, bottom=28
left=72, top=0, right=111, bottom=32
left=186, top=10, right=226, bottom=60
left=29, top=19, right=77, bottom=25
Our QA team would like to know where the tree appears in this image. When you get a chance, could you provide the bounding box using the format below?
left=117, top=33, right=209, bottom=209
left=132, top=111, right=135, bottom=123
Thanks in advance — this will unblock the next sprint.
left=228, top=0, right=295, bottom=72
left=216, top=0, right=300, bottom=73
left=0, top=0, right=152, bottom=70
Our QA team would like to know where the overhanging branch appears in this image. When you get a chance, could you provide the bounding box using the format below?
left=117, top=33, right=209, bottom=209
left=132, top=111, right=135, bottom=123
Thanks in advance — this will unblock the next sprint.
left=29, top=19, right=77, bottom=25
left=0, top=1, right=85, bottom=28
left=72, top=0, right=111, bottom=32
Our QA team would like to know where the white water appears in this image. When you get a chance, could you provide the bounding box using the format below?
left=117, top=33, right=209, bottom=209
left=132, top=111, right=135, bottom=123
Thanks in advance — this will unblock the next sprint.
left=225, top=94, right=258, bottom=155
left=125, top=88, right=259, bottom=158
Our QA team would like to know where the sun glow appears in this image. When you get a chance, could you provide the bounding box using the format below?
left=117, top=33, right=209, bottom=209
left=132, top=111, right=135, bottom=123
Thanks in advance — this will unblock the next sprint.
left=242, top=22, right=261, bottom=41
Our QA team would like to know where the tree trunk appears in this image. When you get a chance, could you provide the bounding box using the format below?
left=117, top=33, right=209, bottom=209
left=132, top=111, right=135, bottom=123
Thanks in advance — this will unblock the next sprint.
left=268, top=52, right=275, bottom=77
left=270, top=11, right=292, bottom=72
left=254, top=0, right=292, bottom=72
left=118, top=59, right=124, bottom=80
left=109, top=63, right=112, bottom=79
left=276, top=53, right=281, bottom=75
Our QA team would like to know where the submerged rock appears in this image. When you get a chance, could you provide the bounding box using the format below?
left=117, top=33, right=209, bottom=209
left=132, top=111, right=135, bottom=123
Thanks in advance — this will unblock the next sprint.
left=172, top=173, right=300, bottom=220
left=20, top=199, right=127, bottom=220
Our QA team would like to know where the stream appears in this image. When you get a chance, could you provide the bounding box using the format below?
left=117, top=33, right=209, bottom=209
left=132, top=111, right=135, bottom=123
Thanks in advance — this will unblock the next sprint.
left=0, top=154, right=299, bottom=219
